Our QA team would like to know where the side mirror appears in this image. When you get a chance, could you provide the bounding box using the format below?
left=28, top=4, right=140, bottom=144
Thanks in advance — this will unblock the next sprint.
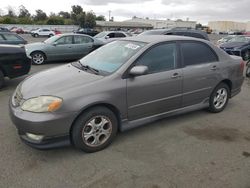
left=53, top=42, right=58, bottom=46
left=105, top=36, right=110, bottom=39
left=129, top=65, right=148, bottom=76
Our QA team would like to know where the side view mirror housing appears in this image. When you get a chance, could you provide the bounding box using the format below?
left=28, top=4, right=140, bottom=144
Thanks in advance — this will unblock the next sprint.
left=105, top=36, right=110, bottom=39
left=53, top=42, right=58, bottom=46
left=129, top=65, right=148, bottom=76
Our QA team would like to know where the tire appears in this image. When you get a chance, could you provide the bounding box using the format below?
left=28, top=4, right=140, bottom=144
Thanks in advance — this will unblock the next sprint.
left=34, top=33, right=38, bottom=38
left=31, top=52, right=46, bottom=65
left=71, top=107, right=118, bottom=153
left=209, top=83, right=230, bottom=113
left=246, top=64, right=250, bottom=78
left=49, top=34, right=54, bottom=37
left=0, top=70, right=4, bottom=89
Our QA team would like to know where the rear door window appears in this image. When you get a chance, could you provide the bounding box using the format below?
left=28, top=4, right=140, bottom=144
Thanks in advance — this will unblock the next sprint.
left=181, top=42, right=218, bottom=66
left=107, top=33, right=115, bottom=38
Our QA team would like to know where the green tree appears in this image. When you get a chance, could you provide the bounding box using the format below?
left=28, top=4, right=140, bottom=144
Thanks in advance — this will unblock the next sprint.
left=18, top=5, right=30, bottom=18
left=7, top=6, right=16, bottom=17
left=96, top=15, right=106, bottom=21
left=46, top=16, right=64, bottom=25
left=59, top=11, right=70, bottom=19
left=85, top=12, right=96, bottom=28
left=34, top=9, right=47, bottom=22
left=0, top=16, right=16, bottom=24
left=71, top=5, right=85, bottom=26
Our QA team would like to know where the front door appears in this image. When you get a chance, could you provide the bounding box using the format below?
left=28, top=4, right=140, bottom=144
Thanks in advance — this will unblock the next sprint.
left=46, top=35, right=74, bottom=61
left=127, top=42, right=183, bottom=120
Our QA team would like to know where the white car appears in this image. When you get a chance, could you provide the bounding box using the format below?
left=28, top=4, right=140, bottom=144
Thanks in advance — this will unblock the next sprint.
left=94, top=31, right=131, bottom=44
left=31, top=29, right=55, bottom=38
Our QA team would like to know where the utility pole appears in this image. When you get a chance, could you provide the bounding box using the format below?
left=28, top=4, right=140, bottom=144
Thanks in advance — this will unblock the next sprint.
left=108, top=10, right=111, bottom=21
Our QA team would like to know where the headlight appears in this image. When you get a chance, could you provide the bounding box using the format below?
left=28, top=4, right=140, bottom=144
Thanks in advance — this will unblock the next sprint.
left=21, top=96, right=62, bottom=113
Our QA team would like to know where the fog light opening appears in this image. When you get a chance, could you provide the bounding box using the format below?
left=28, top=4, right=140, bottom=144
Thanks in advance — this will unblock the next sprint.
left=26, top=133, right=44, bottom=141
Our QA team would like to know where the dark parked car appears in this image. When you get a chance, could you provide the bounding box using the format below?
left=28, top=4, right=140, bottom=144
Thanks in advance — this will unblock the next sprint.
left=139, top=28, right=210, bottom=41
left=75, top=28, right=99, bottom=37
left=0, top=32, right=27, bottom=45
left=25, top=34, right=104, bottom=64
left=0, top=45, right=31, bottom=88
left=0, top=27, right=10, bottom=32
left=220, top=36, right=250, bottom=60
left=10, top=36, right=244, bottom=152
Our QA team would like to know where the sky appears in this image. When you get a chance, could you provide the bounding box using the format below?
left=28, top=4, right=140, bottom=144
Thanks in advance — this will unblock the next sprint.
left=0, top=0, right=249, bottom=24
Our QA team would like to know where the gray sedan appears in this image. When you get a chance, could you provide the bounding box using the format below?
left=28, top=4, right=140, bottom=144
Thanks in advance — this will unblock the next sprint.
left=25, top=33, right=104, bottom=64
left=10, top=35, right=244, bottom=153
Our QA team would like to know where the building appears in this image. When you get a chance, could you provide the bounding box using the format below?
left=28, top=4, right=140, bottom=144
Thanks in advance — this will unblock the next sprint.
left=124, top=17, right=197, bottom=29
left=95, top=21, right=153, bottom=31
left=208, top=21, right=246, bottom=33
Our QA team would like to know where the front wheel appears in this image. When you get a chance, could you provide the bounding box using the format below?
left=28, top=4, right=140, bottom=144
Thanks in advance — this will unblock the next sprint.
left=71, top=107, right=118, bottom=153
left=0, top=70, right=4, bottom=89
left=246, top=63, right=250, bottom=77
left=209, top=83, right=230, bottom=113
left=31, top=52, right=46, bottom=65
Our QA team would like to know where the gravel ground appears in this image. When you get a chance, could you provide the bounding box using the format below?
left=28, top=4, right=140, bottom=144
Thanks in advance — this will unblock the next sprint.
left=0, top=34, right=249, bottom=188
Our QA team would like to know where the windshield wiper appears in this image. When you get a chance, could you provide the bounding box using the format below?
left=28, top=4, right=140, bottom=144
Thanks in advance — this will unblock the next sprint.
left=72, top=61, right=100, bottom=75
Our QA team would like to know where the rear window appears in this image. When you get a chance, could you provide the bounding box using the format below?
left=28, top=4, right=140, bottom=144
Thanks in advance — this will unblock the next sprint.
left=181, top=42, right=218, bottom=66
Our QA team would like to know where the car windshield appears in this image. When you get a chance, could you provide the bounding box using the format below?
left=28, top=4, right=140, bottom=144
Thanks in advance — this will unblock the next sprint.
left=138, top=30, right=164, bottom=36
left=228, top=36, right=250, bottom=43
left=94, top=32, right=108, bottom=38
left=44, top=35, right=61, bottom=44
left=79, top=40, right=146, bottom=74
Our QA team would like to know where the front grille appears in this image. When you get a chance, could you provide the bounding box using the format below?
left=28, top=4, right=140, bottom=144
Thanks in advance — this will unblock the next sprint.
left=12, top=86, right=23, bottom=107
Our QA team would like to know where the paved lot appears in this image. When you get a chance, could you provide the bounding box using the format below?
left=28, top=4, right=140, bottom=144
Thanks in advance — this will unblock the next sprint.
left=0, top=35, right=250, bottom=188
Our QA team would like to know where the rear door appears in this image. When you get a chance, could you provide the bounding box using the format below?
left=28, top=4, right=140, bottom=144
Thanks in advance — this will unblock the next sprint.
left=126, top=42, right=183, bottom=120
left=180, top=41, right=221, bottom=107
left=73, top=35, right=94, bottom=59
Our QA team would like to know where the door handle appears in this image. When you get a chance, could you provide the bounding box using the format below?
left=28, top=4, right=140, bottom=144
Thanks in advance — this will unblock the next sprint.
left=211, top=66, right=217, bottom=71
left=171, top=73, right=181, bottom=79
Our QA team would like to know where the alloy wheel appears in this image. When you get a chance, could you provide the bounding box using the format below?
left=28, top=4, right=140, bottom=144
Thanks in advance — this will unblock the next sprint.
left=82, top=116, right=112, bottom=147
left=32, top=53, right=44, bottom=65
left=213, top=88, right=228, bottom=109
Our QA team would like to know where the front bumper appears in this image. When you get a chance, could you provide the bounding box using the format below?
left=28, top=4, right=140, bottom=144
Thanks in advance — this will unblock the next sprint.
left=9, top=100, right=78, bottom=149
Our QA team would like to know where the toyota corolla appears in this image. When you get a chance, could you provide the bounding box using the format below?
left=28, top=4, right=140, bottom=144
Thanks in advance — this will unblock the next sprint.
left=9, top=35, right=244, bottom=153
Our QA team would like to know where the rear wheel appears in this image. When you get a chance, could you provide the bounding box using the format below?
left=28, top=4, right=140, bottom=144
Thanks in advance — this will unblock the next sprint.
left=71, top=107, right=118, bottom=153
left=0, top=70, right=4, bottom=89
left=31, top=52, right=46, bottom=65
left=209, top=83, right=230, bottom=113
left=34, top=33, right=38, bottom=38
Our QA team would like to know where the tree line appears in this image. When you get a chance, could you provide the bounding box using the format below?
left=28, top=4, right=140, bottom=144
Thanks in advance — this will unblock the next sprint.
left=0, top=5, right=106, bottom=28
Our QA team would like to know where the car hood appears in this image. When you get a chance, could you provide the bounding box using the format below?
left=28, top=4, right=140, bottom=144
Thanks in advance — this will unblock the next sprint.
left=25, top=42, right=46, bottom=49
left=20, top=64, right=103, bottom=99
left=220, top=42, right=248, bottom=48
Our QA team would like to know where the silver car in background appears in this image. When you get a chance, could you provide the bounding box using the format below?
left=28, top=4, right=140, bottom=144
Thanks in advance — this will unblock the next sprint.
left=25, top=33, right=104, bottom=64
left=10, top=35, right=244, bottom=153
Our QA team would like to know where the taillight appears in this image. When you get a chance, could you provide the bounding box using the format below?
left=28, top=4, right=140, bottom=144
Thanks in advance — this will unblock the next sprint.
left=240, top=60, right=245, bottom=73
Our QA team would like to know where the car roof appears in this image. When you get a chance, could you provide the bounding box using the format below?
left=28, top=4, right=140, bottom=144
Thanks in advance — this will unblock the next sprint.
left=55, top=33, right=94, bottom=38
left=121, top=35, right=209, bottom=44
